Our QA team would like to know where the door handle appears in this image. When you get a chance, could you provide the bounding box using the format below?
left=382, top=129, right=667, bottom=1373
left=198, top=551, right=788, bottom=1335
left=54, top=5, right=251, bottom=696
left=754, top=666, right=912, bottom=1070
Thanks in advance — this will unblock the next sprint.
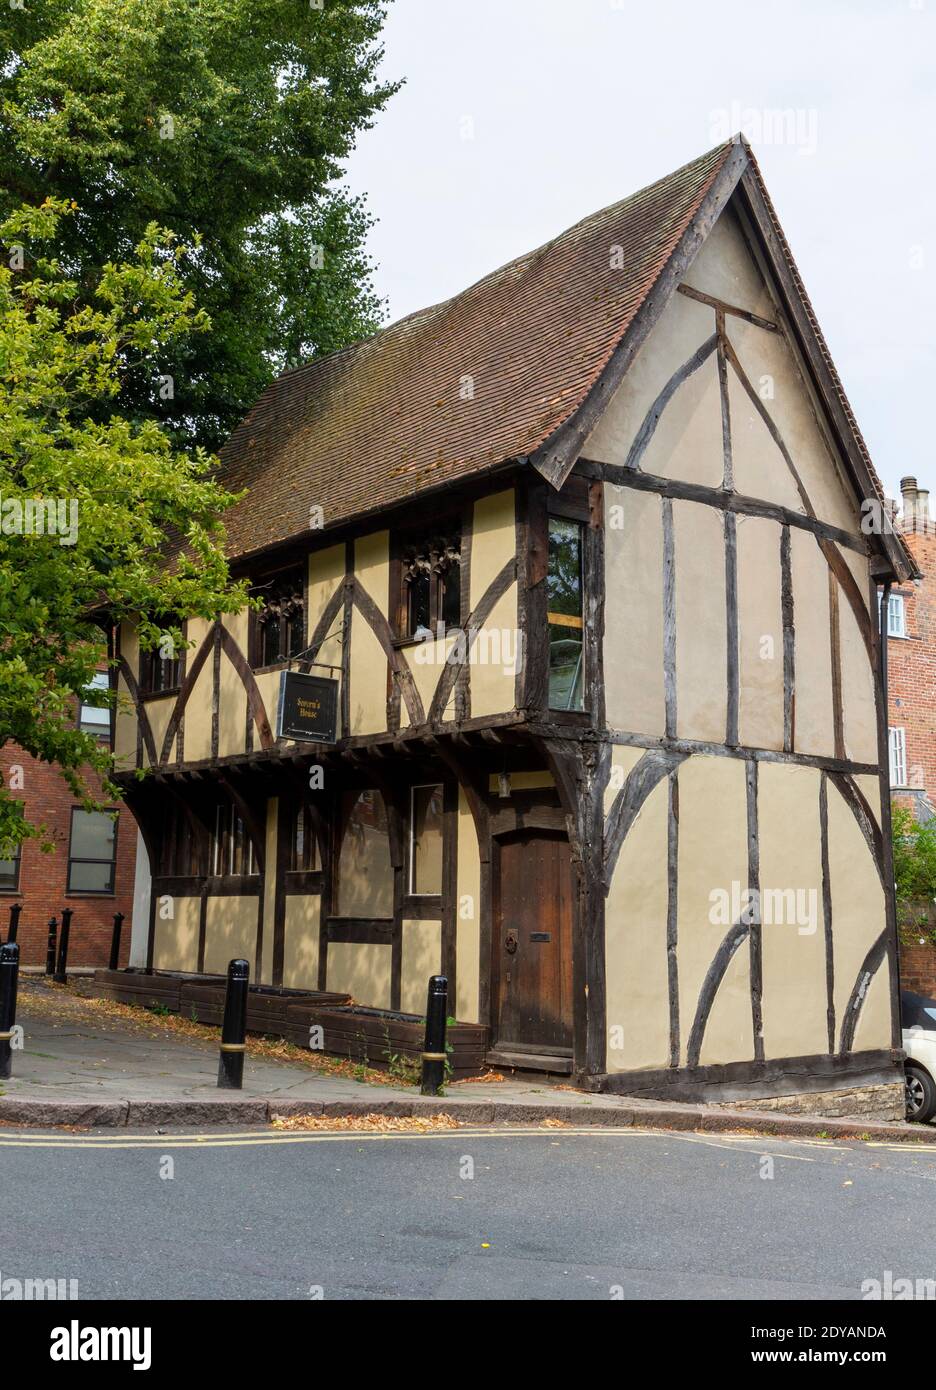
left=505, top=929, right=518, bottom=955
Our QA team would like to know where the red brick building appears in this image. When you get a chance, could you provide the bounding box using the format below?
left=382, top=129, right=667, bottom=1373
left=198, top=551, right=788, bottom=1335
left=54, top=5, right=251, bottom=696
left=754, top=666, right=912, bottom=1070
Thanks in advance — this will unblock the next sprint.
left=886, top=477, right=936, bottom=822
left=0, top=675, right=137, bottom=968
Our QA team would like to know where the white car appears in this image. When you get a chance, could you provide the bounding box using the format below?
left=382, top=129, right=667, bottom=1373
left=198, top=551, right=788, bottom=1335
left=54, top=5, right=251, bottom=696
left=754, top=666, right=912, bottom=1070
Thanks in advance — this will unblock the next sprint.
left=902, top=990, right=936, bottom=1124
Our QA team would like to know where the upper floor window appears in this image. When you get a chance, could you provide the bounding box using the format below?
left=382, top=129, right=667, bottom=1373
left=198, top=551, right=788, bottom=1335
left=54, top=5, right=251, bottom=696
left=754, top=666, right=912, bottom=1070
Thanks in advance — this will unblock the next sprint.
left=67, top=808, right=117, bottom=894
left=395, top=527, right=461, bottom=639
left=547, top=516, right=585, bottom=711
left=139, top=648, right=181, bottom=696
left=78, top=671, right=111, bottom=737
left=0, top=803, right=24, bottom=893
left=887, top=593, right=907, bottom=638
left=252, top=569, right=305, bottom=667
left=889, top=727, right=907, bottom=788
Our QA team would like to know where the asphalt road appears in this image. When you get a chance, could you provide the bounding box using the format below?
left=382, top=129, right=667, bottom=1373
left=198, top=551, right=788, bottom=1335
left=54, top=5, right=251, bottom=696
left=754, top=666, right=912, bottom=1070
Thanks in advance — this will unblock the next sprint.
left=5, top=1125, right=936, bottom=1300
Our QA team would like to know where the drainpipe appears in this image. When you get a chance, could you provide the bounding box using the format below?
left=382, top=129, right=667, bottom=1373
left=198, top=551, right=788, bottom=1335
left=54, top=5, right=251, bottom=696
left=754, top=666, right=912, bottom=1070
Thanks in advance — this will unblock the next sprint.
left=878, top=579, right=902, bottom=1052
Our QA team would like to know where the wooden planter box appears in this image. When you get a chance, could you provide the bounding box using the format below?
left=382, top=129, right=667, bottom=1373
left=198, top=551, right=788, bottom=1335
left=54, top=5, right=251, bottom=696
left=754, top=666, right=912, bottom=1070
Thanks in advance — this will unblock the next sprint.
left=283, top=1005, right=488, bottom=1079
left=89, top=969, right=350, bottom=1028
left=89, top=972, right=488, bottom=1077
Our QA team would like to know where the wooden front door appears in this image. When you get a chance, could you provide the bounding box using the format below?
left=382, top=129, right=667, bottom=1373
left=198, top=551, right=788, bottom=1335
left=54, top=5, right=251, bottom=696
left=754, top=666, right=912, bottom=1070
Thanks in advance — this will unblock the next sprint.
left=492, top=830, right=573, bottom=1055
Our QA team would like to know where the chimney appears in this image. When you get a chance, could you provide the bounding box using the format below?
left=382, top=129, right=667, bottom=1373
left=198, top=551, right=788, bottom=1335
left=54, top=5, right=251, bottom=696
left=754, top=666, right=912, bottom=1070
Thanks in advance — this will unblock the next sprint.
left=918, top=487, right=930, bottom=531
left=901, top=476, right=919, bottom=531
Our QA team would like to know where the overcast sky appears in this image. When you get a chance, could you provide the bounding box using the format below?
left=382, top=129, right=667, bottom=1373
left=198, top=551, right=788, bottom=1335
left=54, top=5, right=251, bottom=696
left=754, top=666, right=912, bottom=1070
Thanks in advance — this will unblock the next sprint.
left=345, top=0, right=936, bottom=501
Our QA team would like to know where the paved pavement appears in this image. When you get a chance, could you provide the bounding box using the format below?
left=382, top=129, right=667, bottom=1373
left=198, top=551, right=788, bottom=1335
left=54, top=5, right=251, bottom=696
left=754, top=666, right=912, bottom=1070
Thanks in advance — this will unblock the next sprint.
left=3, top=978, right=930, bottom=1144
left=3, top=1123, right=935, bottom=1300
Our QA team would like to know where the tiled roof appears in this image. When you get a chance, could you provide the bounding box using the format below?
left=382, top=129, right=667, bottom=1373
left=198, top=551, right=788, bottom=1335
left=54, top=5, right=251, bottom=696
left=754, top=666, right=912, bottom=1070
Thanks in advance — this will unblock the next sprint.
left=217, top=140, right=738, bottom=558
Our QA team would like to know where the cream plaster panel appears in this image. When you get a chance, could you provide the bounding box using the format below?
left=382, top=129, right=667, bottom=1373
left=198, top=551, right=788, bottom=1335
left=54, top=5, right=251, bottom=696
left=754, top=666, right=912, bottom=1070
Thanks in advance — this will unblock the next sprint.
left=728, top=317, right=859, bottom=535
left=854, top=775, right=882, bottom=825
left=674, top=500, right=727, bottom=742
left=842, top=544, right=874, bottom=617
left=470, top=490, right=516, bottom=605
left=183, top=645, right=214, bottom=763
left=407, top=633, right=456, bottom=726
left=675, top=757, right=750, bottom=1067
left=604, top=486, right=665, bottom=737
left=143, top=694, right=176, bottom=768
left=120, top=623, right=140, bottom=680
left=681, top=209, right=776, bottom=320
left=115, top=623, right=140, bottom=767
left=737, top=515, right=784, bottom=751
left=603, top=746, right=646, bottom=816
left=355, top=531, right=389, bottom=608
left=456, top=788, right=482, bottom=1024
left=757, top=762, right=828, bottom=1059
left=827, top=779, right=888, bottom=1047
left=638, top=354, right=724, bottom=488
left=203, top=895, right=258, bottom=976
left=307, top=543, right=346, bottom=673
left=469, top=586, right=518, bottom=719
left=604, top=776, right=670, bottom=1072
left=114, top=673, right=137, bottom=768
left=839, top=585, right=879, bottom=766
left=218, top=648, right=248, bottom=759
left=349, top=605, right=388, bottom=735
left=253, top=669, right=283, bottom=743
left=583, top=290, right=715, bottom=466
left=401, top=919, right=443, bottom=1015
left=853, top=966, right=893, bottom=1053
left=790, top=528, right=834, bottom=757
left=152, top=895, right=200, bottom=972
left=283, top=894, right=321, bottom=991
left=726, top=370, right=804, bottom=513
left=225, top=608, right=250, bottom=652
left=327, top=941, right=392, bottom=1010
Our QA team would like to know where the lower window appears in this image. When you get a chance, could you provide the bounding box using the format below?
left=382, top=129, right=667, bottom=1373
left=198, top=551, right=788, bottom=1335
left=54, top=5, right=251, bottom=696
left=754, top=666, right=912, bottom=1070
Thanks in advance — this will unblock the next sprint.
left=0, top=803, right=24, bottom=892
left=67, top=808, right=117, bottom=894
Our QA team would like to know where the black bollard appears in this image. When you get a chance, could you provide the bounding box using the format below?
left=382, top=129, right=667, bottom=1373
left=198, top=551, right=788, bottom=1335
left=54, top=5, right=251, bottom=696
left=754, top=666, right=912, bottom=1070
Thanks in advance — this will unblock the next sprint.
left=420, top=974, right=449, bottom=1096
left=109, top=912, right=125, bottom=971
left=45, top=916, right=57, bottom=976
left=53, top=907, right=73, bottom=984
left=6, top=903, right=21, bottom=945
left=0, top=941, right=20, bottom=1080
left=217, top=957, right=249, bottom=1090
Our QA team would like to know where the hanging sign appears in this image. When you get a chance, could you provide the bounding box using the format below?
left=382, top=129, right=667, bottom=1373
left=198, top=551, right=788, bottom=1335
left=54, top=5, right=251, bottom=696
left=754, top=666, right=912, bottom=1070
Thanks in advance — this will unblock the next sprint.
left=276, top=670, right=339, bottom=743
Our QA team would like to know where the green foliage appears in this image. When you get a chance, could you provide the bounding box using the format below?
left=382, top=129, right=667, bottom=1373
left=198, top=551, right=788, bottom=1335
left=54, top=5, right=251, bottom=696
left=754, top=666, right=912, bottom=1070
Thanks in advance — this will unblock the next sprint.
left=0, top=0, right=400, bottom=450
left=0, top=198, right=248, bottom=851
left=892, top=803, right=936, bottom=947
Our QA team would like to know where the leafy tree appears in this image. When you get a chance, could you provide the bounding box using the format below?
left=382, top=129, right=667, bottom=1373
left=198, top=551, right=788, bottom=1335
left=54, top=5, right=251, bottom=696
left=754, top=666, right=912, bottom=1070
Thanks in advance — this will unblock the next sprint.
left=0, top=0, right=399, bottom=450
left=892, top=802, right=936, bottom=944
left=0, top=199, right=249, bottom=853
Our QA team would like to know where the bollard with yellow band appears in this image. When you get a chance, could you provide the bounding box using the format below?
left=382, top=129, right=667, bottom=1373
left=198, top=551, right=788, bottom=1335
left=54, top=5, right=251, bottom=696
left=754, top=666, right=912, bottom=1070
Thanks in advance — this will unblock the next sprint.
left=217, top=957, right=250, bottom=1090
left=420, top=975, right=449, bottom=1096
left=0, top=941, right=19, bottom=1080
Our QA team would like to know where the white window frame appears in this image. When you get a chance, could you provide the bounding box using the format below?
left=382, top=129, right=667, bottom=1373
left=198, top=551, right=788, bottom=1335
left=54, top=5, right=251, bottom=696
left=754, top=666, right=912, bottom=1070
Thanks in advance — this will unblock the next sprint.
left=408, top=782, right=444, bottom=897
left=889, top=726, right=907, bottom=788
left=78, top=671, right=111, bottom=737
left=887, top=592, right=907, bottom=638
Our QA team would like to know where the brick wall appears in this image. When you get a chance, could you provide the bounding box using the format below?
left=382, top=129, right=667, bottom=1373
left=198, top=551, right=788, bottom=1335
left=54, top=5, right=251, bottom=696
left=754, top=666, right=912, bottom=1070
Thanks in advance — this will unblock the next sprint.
left=887, top=490, right=936, bottom=814
left=0, top=744, right=136, bottom=968
left=899, top=942, right=936, bottom=999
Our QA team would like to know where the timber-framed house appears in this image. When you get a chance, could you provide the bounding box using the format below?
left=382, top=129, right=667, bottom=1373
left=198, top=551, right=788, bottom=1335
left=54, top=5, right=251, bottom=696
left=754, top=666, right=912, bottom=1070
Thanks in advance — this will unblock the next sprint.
left=112, top=138, right=917, bottom=1114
